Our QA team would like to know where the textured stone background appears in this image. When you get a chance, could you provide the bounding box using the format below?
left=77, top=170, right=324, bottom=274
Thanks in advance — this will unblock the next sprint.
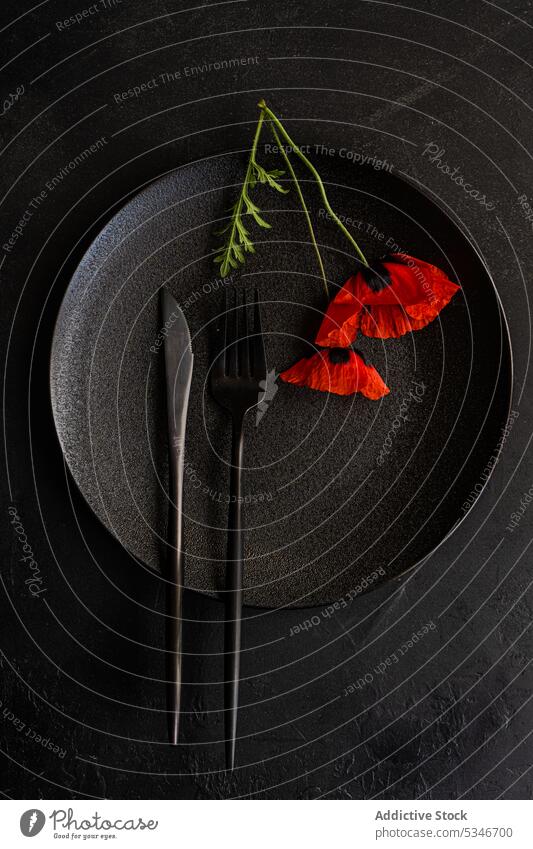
left=1, top=0, right=532, bottom=799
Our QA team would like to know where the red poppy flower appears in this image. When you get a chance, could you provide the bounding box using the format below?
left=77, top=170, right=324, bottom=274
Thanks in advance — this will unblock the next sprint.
left=280, top=348, right=390, bottom=398
left=316, top=253, right=461, bottom=344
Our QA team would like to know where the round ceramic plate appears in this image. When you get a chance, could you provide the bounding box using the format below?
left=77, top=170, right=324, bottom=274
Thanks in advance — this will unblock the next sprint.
left=50, top=150, right=512, bottom=608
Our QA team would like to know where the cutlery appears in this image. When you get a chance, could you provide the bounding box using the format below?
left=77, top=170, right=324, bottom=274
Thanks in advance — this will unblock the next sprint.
left=210, top=287, right=267, bottom=770
left=161, top=287, right=194, bottom=745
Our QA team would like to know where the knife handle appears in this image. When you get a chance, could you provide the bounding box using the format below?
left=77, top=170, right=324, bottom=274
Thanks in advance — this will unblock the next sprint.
left=167, top=441, right=185, bottom=745
left=225, top=416, right=245, bottom=771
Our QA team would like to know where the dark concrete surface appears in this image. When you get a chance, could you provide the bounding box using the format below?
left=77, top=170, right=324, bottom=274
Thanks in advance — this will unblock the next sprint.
left=1, top=0, right=532, bottom=799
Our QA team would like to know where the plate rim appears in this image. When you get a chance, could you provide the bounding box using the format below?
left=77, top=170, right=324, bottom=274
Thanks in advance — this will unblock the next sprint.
left=49, top=152, right=514, bottom=610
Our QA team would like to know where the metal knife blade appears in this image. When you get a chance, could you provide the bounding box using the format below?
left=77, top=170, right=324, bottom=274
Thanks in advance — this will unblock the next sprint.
left=160, top=287, right=193, bottom=745
left=162, top=287, right=193, bottom=444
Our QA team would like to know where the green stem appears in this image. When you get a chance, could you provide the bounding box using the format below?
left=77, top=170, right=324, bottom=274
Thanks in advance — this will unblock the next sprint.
left=245, top=108, right=265, bottom=191
left=268, top=123, right=329, bottom=298
left=225, top=110, right=265, bottom=258
left=258, top=100, right=369, bottom=267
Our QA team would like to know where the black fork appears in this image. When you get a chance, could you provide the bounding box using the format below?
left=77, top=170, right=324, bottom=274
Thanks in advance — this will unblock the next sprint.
left=210, top=287, right=267, bottom=771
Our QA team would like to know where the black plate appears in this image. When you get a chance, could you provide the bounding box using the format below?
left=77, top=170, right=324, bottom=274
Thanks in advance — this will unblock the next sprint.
left=49, top=150, right=512, bottom=608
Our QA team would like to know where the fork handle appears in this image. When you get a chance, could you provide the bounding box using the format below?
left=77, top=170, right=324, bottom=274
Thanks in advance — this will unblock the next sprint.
left=225, top=415, right=245, bottom=771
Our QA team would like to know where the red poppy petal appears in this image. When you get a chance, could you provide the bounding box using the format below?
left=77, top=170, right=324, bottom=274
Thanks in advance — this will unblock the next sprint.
left=404, top=275, right=460, bottom=323
left=280, top=350, right=390, bottom=398
left=356, top=262, right=421, bottom=306
left=356, top=254, right=460, bottom=337
left=360, top=365, right=391, bottom=400
left=359, top=305, right=415, bottom=338
left=315, top=277, right=362, bottom=347
left=391, top=253, right=460, bottom=313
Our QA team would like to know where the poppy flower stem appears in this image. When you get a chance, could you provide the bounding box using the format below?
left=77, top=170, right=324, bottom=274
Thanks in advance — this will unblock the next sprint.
left=226, top=109, right=265, bottom=249
left=247, top=108, right=266, bottom=184
left=213, top=109, right=266, bottom=276
left=267, top=122, right=329, bottom=298
left=258, top=100, right=369, bottom=268
left=214, top=110, right=290, bottom=277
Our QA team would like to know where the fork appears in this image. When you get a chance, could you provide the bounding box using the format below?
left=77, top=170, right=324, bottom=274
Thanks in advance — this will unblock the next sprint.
left=210, top=287, right=267, bottom=771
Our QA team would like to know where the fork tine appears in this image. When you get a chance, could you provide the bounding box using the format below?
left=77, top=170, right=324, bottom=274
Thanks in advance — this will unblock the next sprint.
left=252, top=289, right=267, bottom=380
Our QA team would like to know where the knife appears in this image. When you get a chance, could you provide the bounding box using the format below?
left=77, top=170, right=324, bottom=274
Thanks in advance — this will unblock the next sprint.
left=161, top=287, right=194, bottom=745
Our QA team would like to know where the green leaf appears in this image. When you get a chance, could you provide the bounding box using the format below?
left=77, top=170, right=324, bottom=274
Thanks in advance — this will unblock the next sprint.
left=265, top=170, right=289, bottom=193
left=243, top=194, right=260, bottom=214
left=235, top=217, right=250, bottom=238
left=218, top=254, right=231, bottom=276
left=252, top=162, right=268, bottom=184
left=213, top=117, right=290, bottom=277
left=250, top=208, right=271, bottom=229
left=232, top=243, right=244, bottom=263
